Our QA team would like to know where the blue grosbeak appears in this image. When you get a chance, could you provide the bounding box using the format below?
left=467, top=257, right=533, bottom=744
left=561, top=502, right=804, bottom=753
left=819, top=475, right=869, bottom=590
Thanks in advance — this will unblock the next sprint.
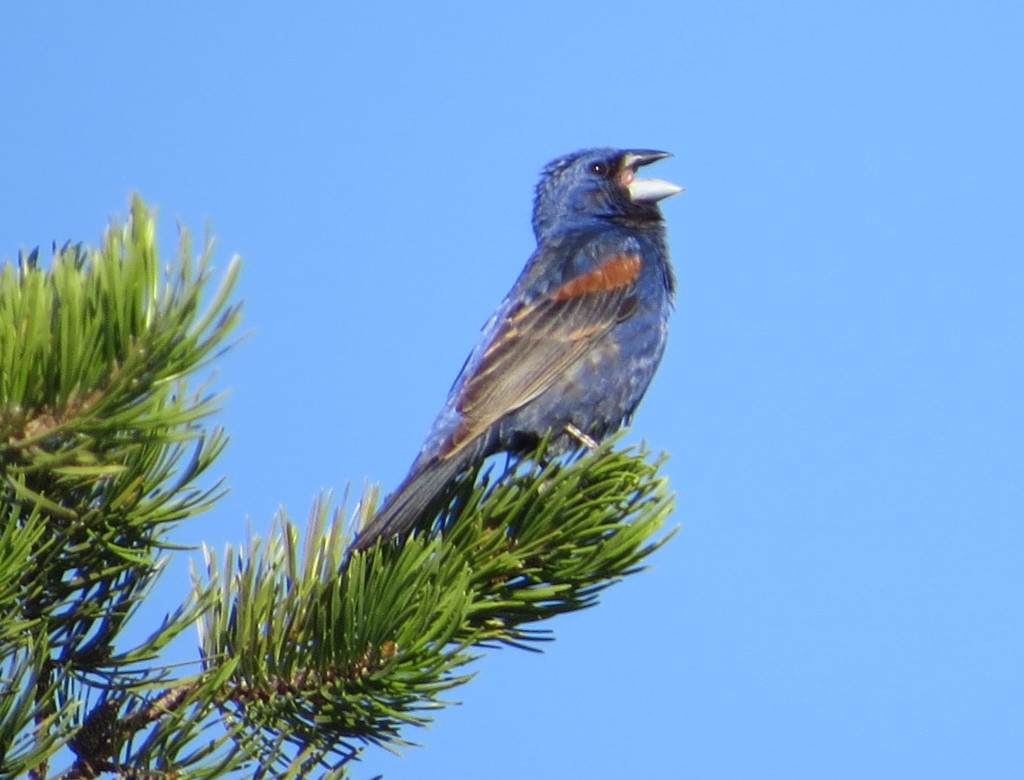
left=352, top=148, right=681, bottom=552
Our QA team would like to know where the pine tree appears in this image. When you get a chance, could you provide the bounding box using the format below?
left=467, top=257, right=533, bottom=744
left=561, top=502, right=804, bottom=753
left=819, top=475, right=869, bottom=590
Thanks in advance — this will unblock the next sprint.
left=0, top=199, right=674, bottom=779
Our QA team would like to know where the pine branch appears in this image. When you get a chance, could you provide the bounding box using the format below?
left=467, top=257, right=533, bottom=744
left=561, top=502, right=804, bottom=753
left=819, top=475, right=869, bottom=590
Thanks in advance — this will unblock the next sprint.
left=0, top=197, right=241, bottom=779
left=47, top=445, right=673, bottom=778
left=193, top=440, right=674, bottom=776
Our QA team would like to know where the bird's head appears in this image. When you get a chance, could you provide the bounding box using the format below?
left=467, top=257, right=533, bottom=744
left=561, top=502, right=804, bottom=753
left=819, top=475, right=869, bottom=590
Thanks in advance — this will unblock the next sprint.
left=532, top=148, right=682, bottom=241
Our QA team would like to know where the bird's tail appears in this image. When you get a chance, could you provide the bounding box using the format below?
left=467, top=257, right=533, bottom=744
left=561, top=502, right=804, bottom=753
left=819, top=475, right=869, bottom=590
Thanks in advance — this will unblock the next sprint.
left=350, top=452, right=473, bottom=552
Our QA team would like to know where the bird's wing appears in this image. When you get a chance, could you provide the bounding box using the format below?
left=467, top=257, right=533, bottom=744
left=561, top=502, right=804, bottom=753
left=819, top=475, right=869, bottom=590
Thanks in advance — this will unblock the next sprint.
left=437, top=240, right=644, bottom=458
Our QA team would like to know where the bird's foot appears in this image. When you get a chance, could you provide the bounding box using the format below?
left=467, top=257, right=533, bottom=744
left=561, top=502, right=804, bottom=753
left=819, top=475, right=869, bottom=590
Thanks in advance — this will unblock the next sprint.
left=565, top=422, right=599, bottom=449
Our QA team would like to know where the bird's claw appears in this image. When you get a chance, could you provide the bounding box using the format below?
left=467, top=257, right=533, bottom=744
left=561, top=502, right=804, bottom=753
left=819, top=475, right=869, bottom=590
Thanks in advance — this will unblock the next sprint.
left=565, top=423, right=599, bottom=449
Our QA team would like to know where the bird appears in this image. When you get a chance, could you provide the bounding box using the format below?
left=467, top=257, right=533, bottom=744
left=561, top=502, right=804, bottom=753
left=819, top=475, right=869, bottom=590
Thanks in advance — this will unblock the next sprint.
left=351, top=147, right=681, bottom=552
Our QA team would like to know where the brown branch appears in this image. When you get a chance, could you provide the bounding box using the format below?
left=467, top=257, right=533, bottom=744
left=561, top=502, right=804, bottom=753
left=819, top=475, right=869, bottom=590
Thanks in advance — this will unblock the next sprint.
left=56, top=682, right=198, bottom=780
left=53, top=665, right=363, bottom=778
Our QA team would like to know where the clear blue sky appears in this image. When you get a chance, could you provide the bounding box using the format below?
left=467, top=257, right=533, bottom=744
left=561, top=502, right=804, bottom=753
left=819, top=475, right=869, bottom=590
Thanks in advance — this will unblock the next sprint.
left=3, top=2, right=1022, bottom=778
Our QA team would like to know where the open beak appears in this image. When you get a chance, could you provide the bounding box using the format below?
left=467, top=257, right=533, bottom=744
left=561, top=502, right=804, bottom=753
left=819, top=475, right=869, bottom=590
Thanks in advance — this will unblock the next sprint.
left=620, top=150, right=684, bottom=203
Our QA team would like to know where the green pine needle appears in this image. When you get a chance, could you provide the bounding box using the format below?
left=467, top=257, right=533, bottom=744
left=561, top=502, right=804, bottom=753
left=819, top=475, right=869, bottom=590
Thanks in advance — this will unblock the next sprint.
left=193, top=439, right=674, bottom=772
left=0, top=197, right=242, bottom=779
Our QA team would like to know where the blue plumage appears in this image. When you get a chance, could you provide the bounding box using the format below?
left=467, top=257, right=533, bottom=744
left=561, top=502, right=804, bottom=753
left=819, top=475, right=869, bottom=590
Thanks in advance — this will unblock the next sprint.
left=351, top=148, right=681, bottom=551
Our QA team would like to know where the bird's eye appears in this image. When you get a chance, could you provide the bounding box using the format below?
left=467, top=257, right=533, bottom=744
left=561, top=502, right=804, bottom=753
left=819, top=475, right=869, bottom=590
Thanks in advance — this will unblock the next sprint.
left=590, top=162, right=609, bottom=176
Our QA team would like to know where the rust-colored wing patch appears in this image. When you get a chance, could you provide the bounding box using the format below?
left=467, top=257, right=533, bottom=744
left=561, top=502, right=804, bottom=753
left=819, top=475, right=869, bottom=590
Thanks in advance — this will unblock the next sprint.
left=440, top=250, right=644, bottom=461
left=549, top=253, right=642, bottom=301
